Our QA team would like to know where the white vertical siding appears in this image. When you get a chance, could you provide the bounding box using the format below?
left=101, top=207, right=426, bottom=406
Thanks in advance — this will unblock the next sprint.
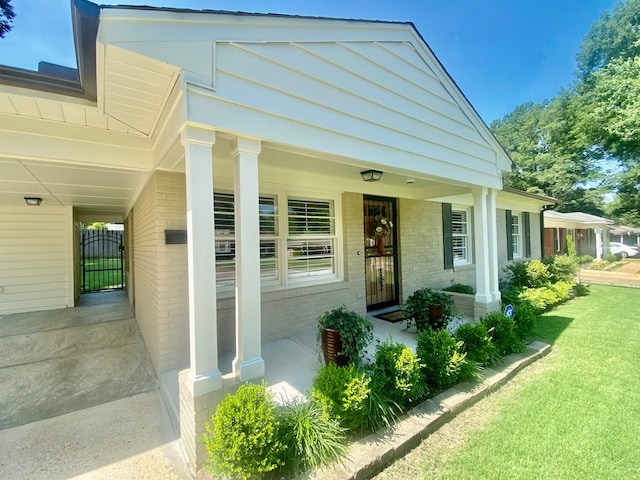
left=0, top=205, right=72, bottom=314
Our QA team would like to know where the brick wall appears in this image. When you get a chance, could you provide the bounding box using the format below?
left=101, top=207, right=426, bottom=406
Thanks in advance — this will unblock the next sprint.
left=397, top=198, right=476, bottom=301
left=130, top=171, right=189, bottom=373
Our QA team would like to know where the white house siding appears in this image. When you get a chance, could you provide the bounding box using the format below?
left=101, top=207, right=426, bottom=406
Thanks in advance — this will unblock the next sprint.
left=397, top=198, right=476, bottom=301
left=0, top=205, right=73, bottom=314
left=100, top=11, right=509, bottom=189
left=130, top=171, right=189, bottom=373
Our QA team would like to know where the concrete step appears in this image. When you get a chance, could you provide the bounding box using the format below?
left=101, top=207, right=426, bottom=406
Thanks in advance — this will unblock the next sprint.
left=0, top=318, right=140, bottom=368
left=0, top=341, right=157, bottom=430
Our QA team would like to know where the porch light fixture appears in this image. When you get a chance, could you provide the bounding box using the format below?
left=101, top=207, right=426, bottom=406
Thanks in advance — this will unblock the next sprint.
left=24, top=197, right=43, bottom=206
left=360, top=169, right=383, bottom=182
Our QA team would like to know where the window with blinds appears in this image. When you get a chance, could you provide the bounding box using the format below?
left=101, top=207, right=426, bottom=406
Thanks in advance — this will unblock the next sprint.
left=213, top=192, right=279, bottom=286
left=452, top=208, right=471, bottom=265
left=213, top=192, right=338, bottom=289
left=512, top=213, right=522, bottom=258
left=287, top=198, right=336, bottom=279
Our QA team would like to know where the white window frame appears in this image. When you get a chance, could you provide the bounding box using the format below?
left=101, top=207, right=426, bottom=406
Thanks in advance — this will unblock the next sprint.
left=452, top=206, right=472, bottom=266
left=213, top=187, right=342, bottom=294
left=512, top=212, right=522, bottom=258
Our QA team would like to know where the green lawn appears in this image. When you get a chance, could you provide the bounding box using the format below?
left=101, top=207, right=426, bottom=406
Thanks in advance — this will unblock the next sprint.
left=82, top=257, right=124, bottom=292
left=375, top=285, right=640, bottom=480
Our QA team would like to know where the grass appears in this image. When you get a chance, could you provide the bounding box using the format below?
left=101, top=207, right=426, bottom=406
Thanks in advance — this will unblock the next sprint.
left=82, top=257, right=124, bottom=292
left=374, top=285, right=640, bottom=480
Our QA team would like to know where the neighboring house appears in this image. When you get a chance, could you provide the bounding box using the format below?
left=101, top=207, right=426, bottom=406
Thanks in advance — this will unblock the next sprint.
left=543, top=211, right=614, bottom=260
left=0, top=0, right=555, bottom=471
left=609, top=225, right=640, bottom=247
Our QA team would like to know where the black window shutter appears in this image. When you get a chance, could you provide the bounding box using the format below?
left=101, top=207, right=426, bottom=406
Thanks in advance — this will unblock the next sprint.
left=442, top=203, right=453, bottom=270
left=524, top=212, right=531, bottom=257
left=506, top=209, right=513, bottom=261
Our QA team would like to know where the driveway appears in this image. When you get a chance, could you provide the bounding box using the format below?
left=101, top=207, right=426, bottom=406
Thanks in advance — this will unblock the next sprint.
left=578, top=259, right=640, bottom=287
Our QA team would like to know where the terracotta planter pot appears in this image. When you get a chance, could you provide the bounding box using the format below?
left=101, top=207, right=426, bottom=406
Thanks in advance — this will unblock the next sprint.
left=322, top=328, right=349, bottom=366
left=429, top=304, right=444, bottom=323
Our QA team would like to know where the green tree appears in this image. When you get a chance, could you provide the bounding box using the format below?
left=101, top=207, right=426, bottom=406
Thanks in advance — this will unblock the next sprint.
left=0, top=0, right=14, bottom=38
left=490, top=96, right=606, bottom=214
left=575, top=0, right=640, bottom=225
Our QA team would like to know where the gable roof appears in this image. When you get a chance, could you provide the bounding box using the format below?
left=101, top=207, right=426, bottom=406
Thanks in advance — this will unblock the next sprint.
left=544, top=211, right=614, bottom=228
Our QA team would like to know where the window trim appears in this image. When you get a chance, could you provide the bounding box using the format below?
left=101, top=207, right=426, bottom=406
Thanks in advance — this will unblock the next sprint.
left=452, top=206, right=472, bottom=266
left=213, top=186, right=343, bottom=295
left=511, top=212, right=523, bottom=259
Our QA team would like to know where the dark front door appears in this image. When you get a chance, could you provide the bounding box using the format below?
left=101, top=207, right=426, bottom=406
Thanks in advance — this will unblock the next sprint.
left=364, top=196, right=398, bottom=311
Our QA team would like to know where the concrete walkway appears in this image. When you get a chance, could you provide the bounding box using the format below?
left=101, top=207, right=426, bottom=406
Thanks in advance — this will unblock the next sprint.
left=0, top=291, right=156, bottom=430
left=0, top=389, right=191, bottom=480
left=579, top=260, right=640, bottom=288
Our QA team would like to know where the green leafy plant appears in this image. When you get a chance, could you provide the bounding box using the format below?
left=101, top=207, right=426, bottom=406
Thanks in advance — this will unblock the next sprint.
left=202, top=382, right=284, bottom=480
left=513, top=302, right=537, bottom=339
left=454, top=322, right=500, bottom=367
left=276, top=400, right=347, bottom=476
left=317, top=306, right=374, bottom=366
left=370, top=341, right=428, bottom=408
left=403, top=287, right=457, bottom=331
left=416, top=327, right=478, bottom=389
left=442, top=282, right=476, bottom=295
left=311, top=363, right=371, bottom=431
left=546, top=255, right=579, bottom=283
left=503, top=260, right=530, bottom=289
left=564, top=235, right=577, bottom=257
left=311, top=363, right=399, bottom=433
left=604, top=252, right=618, bottom=262
left=481, top=312, right=524, bottom=356
left=577, top=254, right=594, bottom=264
left=573, top=282, right=590, bottom=296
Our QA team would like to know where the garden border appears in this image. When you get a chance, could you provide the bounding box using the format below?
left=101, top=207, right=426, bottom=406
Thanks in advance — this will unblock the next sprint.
left=306, top=340, right=551, bottom=480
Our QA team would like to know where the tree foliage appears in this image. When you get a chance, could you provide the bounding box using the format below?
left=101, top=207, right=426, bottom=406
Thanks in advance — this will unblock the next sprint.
left=0, top=0, right=14, bottom=39
left=493, top=0, right=640, bottom=226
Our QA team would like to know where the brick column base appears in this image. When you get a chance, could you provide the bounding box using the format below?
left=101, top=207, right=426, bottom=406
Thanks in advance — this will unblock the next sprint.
left=473, top=299, right=502, bottom=321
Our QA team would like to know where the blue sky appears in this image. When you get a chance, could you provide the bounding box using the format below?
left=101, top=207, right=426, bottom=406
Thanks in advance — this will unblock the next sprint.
left=0, top=0, right=617, bottom=123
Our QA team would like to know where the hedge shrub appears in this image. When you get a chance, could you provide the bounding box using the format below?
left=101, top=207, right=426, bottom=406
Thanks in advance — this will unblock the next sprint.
left=416, top=327, right=478, bottom=389
left=454, top=322, right=500, bottom=367
left=370, top=341, right=427, bottom=408
left=203, top=382, right=284, bottom=479
left=481, top=312, right=524, bottom=356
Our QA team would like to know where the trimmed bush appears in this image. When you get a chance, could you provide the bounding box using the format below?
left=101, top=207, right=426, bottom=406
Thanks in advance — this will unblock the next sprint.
left=547, top=255, right=579, bottom=283
left=481, top=312, right=524, bottom=356
left=442, top=282, right=476, bottom=295
left=578, top=255, right=594, bottom=264
left=370, top=341, right=428, bottom=408
left=504, top=260, right=530, bottom=289
left=416, top=327, right=478, bottom=389
left=454, top=322, right=500, bottom=367
left=311, top=363, right=370, bottom=431
left=513, top=302, right=537, bottom=339
left=203, top=382, right=284, bottom=480
left=604, top=252, right=618, bottom=262
left=277, top=400, right=347, bottom=476
left=564, top=235, right=577, bottom=257
left=525, top=259, right=552, bottom=288
left=573, top=282, right=590, bottom=296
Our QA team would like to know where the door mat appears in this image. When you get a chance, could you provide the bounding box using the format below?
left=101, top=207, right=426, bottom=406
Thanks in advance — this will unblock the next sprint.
left=374, top=310, right=405, bottom=323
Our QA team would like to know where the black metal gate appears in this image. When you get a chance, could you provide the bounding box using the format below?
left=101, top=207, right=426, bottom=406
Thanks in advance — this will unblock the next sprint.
left=80, top=229, right=125, bottom=293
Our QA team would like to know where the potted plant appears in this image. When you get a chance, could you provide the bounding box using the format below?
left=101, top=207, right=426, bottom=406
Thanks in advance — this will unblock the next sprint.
left=317, top=306, right=374, bottom=366
left=403, top=287, right=456, bottom=331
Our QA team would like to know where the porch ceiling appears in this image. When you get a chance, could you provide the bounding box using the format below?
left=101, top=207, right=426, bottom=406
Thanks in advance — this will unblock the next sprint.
left=0, top=157, right=146, bottom=217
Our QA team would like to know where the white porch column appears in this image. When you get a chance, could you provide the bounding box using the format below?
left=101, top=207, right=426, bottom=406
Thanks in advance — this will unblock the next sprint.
left=181, top=125, right=222, bottom=396
left=487, top=188, right=501, bottom=302
left=595, top=227, right=603, bottom=260
left=473, top=187, right=491, bottom=304
left=231, top=137, right=265, bottom=381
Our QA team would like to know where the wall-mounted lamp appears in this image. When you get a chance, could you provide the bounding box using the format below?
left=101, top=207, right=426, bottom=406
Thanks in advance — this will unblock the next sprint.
left=24, top=197, right=43, bottom=206
left=360, top=169, right=383, bottom=182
